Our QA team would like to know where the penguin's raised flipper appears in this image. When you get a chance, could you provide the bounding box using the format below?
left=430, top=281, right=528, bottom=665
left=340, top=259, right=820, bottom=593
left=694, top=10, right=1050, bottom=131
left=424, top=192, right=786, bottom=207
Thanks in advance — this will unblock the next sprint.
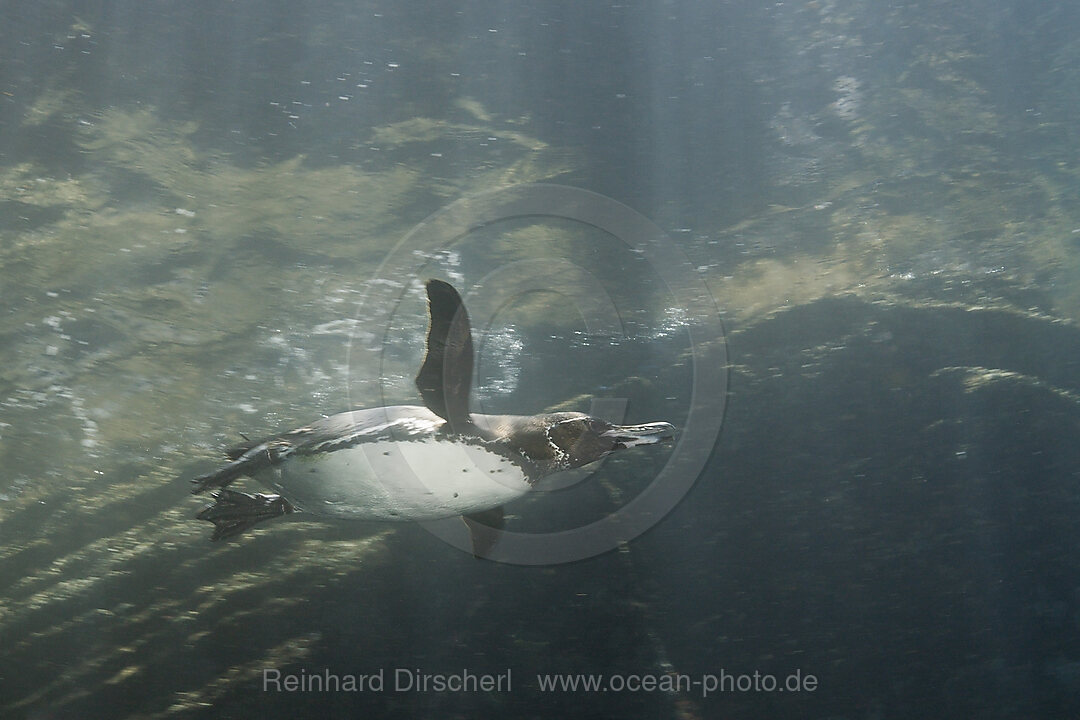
left=416, top=279, right=474, bottom=434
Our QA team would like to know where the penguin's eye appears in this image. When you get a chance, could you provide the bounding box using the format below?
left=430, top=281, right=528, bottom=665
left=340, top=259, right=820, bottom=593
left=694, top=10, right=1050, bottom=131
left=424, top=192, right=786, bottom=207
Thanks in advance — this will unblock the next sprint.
left=549, top=419, right=590, bottom=446
left=589, top=419, right=610, bottom=435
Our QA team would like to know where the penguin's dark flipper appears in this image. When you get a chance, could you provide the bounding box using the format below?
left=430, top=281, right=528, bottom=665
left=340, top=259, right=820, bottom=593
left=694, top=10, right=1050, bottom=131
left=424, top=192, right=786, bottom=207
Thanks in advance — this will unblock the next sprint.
left=462, top=505, right=505, bottom=559
left=416, top=279, right=474, bottom=434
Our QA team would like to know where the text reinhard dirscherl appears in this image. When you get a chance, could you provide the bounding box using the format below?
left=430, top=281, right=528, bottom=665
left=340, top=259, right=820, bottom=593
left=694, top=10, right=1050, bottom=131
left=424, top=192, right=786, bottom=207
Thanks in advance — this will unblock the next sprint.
left=262, top=668, right=819, bottom=697
left=263, top=668, right=511, bottom=694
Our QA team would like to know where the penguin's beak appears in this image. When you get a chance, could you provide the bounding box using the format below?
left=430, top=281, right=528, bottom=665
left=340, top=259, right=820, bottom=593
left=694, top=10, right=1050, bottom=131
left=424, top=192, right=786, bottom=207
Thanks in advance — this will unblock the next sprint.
left=601, top=422, right=676, bottom=448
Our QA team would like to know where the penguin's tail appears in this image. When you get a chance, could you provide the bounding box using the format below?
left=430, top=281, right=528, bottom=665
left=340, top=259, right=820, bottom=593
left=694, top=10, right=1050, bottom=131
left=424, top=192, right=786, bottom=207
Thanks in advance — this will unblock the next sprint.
left=196, top=489, right=295, bottom=541
left=190, top=460, right=250, bottom=494
left=190, top=441, right=281, bottom=494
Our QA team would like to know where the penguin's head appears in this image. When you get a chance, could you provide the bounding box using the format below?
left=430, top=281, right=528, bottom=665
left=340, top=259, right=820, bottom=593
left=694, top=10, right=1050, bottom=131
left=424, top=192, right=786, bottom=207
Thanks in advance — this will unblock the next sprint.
left=544, top=413, right=675, bottom=470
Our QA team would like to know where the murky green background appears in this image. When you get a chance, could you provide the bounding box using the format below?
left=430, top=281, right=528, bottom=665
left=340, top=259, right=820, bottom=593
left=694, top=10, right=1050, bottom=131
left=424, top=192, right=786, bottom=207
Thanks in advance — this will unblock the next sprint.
left=3, top=1, right=1080, bottom=718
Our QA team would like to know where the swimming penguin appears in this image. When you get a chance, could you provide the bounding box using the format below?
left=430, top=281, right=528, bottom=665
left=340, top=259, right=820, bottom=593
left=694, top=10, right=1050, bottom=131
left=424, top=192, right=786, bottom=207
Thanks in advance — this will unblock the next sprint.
left=191, top=279, right=675, bottom=555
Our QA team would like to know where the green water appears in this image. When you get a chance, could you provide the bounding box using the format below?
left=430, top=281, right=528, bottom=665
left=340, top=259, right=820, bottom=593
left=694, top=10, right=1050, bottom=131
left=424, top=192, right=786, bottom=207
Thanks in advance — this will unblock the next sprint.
left=4, top=1, right=1080, bottom=718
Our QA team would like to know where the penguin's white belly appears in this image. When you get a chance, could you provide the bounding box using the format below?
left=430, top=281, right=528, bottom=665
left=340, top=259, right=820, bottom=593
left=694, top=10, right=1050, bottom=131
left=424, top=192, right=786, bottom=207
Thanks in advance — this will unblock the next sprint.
left=260, top=439, right=530, bottom=520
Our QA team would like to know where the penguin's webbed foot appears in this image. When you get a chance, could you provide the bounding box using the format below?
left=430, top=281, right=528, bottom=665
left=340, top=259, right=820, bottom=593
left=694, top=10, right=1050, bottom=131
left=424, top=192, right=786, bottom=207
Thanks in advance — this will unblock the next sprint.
left=196, top=489, right=294, bottom=541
